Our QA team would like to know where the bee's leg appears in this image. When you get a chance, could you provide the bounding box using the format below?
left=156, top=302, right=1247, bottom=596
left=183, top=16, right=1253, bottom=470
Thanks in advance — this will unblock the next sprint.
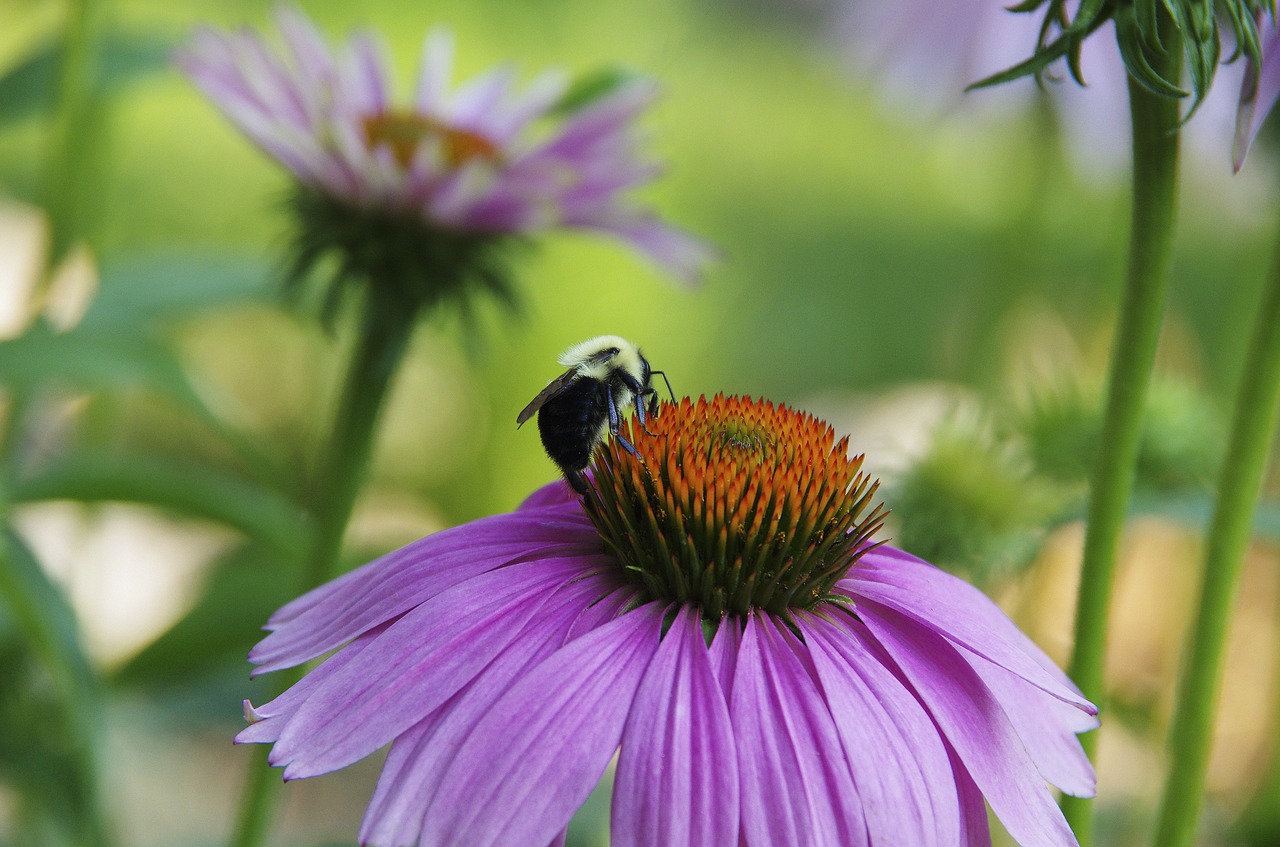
left=607, top=384, right=642, bottom=457
left=565, top=468, right=589, bottom=495
left=617, top=373, right=656, bottom=434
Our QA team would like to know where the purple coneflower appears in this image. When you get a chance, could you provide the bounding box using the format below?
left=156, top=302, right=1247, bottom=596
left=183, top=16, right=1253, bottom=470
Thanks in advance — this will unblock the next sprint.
left=240, top=395, right=1096, bottom=847
left=178, top=7, right=710, bottom=306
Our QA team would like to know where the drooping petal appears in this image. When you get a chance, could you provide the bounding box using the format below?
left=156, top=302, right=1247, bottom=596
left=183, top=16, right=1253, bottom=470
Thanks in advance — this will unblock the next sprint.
left=260, top=556, right=596, bottom=779
left=358, top=574, right=621, bottom=847
left=611, top=606, right=740, bottom=847
left=846, top=547, right=1094, bottom=712
left=950, top=744, right=994, bottom=847
left=572, top=210, right=716, bottom=285
left=730, top=614, right=867, bottom=847
left=236, top=619, right=394, bottom=745
left=1235, top=15, right=1280, bottom=171
left=417, top=603, right=665, bottom=847
left=857, top=601, right=1080, bottom=847
left=964, top=656, right=1097, bottom=797
left=801, top=611, right=961, bottom=847
left=251, top=506, right=597, bottom=672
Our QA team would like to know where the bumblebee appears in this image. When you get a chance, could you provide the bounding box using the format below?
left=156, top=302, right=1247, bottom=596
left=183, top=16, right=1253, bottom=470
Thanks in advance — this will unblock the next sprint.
left=517, top=335, right=670, bottom=494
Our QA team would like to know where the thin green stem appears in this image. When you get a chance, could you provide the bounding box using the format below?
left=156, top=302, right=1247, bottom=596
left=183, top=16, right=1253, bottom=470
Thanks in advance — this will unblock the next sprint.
left=1060, top=19, right=1183, bottom=846
left=1151, top=216, right=1280, bottom=847
left=228, top=292, right=420, bottom=847
left=229, top=745, right=283, bottom=847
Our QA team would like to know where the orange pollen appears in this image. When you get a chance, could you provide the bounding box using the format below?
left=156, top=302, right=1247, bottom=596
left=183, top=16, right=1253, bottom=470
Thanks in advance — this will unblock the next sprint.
left=361, top=112, right=500, bottom=168
left=585, top=394, right=888, bottom=620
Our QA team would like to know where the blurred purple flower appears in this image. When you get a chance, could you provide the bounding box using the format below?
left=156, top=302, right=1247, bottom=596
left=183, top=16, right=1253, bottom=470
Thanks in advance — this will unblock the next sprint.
left=178, top=7, right=711, bottom=283
left=1234, top=14, right=1280, bottom=171
left=239, top=395, right=1096, bottom=847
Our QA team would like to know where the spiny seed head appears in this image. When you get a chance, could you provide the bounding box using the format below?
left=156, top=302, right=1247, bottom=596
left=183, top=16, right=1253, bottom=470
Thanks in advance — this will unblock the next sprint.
left=584, top=394, right=887, bottom=621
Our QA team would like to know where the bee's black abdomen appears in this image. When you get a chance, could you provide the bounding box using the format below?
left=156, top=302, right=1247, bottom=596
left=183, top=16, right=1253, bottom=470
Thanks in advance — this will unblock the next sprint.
left=537, top=378, right=609, bottom=473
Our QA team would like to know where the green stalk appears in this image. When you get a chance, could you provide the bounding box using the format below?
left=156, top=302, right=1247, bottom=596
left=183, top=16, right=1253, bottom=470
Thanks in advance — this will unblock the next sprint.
left=1150, top=216, right=1280, bottom=847
left=228, top=292, right=420, bottom=847
left=1060, top=19, right=1183, bottom=846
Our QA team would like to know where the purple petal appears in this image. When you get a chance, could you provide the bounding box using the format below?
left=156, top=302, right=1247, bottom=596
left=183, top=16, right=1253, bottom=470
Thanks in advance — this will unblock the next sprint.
left=846, top=547, right=1094, bottom=712
left=1235, top=15, right=1280, bottom=171
left=274, top=6, right=336, bottom=86
left=572, top=210, right=716, bottom=285
left=358, top=574, right=619, bottom=847
left=488, top=69, right=569, bottom=142
left=236, top=620, right=393, bottom=745
left=340, top=31, right=390, bottom=115
left=262, top=556, right=595, bottom=779
left=964, top=657, right=1097, bottom=797
left=539, top=80, right=659, bottom=160
left=857, top=601, right=1080, bottom=847
left=518, top=479, right=585, bottom=511
left=800, top=611, right=961, bottom=847
left=730, top=614, right=867, bottom=847
left=417, top=603, right=665, bottom=847
left=415, top=28, right=454, bottom=116
left=252, top=506, right=597, bottom=672
left=950, top=745, right=994, bottom=847
left=611, top=606, right=740, bottom=847
left=449, top=64, right=517, bottom=128
left=707, top=617, right=741, bottom=695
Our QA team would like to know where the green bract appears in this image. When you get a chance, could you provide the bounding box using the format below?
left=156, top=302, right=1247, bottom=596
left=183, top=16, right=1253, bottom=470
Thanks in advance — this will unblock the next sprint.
left=971, top=0, right=1272, bottom=115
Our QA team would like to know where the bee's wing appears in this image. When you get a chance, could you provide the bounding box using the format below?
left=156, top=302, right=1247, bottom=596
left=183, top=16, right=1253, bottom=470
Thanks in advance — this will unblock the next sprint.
left=516, top=367, right=580, bottom=425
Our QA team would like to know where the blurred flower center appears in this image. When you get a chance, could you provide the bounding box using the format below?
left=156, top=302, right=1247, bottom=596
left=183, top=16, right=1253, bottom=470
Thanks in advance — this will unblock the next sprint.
left=362, top=112, right=499, bottom=168
left=586, top=395, right=887, bottom=620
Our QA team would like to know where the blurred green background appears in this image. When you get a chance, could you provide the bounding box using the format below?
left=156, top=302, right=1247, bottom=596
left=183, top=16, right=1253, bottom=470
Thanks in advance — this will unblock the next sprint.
left=1, top=0, right=1278, bottom=845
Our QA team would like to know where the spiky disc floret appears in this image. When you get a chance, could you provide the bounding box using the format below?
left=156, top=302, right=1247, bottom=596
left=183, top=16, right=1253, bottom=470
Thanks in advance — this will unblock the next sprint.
left=585, top=394, right=887, bottom=620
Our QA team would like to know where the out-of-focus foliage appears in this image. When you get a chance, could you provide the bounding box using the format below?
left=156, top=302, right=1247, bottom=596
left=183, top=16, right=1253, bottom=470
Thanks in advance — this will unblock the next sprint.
left=0, top=0, right=1277, bottom=845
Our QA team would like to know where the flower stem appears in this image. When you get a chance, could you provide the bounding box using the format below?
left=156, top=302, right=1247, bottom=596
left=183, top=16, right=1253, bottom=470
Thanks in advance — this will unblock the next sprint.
left=1150, top=213, right=1280, bottom=847
left=228, top=292, right=420, bottom=847
left=1060, top=19, right=1182, bottom=846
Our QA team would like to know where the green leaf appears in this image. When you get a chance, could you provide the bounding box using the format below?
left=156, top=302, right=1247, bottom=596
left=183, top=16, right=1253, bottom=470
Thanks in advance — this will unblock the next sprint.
left=0, top=321, right=208, bottom=410
left=0, top=31, right=173, bottom=129
left=967, top=34, right=1076, bottom=90
left=554, top=66, right=645, bottom=114
left=9, top=451, right=308, bottom=555
left=80, top=252, right=274, bottom=331
left=0, top=527, right=109, bottom=847
left=1070, top=0, right=1110, bottom=32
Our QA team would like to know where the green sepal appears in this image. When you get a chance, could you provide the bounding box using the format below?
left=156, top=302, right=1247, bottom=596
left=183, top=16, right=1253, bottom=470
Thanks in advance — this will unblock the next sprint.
left=1114, top=6, right=1189, bottom=99
left=285, top=187, right=521, bottom=329
left=1006, top=0, right=1051, bottom=14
